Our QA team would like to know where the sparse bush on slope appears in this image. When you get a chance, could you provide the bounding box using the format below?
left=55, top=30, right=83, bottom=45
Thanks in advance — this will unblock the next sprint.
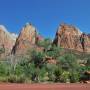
left=0, top=39, right=90, bottom=83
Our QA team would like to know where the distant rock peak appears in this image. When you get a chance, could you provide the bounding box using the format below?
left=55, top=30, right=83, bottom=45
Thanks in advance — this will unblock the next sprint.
left=53, top=23, right=90, bottom=52
left=58, top=23, right=82, bottom=35
left=12, top=23, right=37, bottom=54
left=0, top=25, right=16, bottom=56
left=0, top=25, right=18, bottom=41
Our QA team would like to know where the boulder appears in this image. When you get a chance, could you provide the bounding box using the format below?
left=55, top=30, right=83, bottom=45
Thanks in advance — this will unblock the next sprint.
left=45, top=56, right=57, bottom=64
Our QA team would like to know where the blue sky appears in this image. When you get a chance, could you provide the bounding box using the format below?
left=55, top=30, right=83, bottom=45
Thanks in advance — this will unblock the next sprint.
left=0, top=0, right=90, bottom=38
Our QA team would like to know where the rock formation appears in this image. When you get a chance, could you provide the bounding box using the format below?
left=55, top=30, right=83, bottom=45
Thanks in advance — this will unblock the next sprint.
left=36, top=35, right=44, bottom=44
left=12, top=23, right=37, bottom=55
left=53, top=23, right=90, bottom=52
left=87, top=34, right=90, bottom=39
left=0, top=25, right=16, bottom=56
left=45, top=56, right=57, bottom=64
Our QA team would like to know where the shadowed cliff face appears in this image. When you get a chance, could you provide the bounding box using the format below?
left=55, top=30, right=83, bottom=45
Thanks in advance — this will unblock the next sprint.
left=12, top=23, right=37, bottom=55
left=0, top=25, right=16, bottom=56
left=53, top=24, right=90, bottom=52
left=88, top=34, right=90, bottom=39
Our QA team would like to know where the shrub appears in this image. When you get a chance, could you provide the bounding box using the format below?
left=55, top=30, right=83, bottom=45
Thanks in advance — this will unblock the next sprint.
left=58, top=54, right=79, bottom=71
left=54, top=67, right=62, bottom=82
left=60, top=71, right=70, bottom=83
left=37, top=38, right=52, bottom=52
left=31, top=50, right=45, bottom=68
left=0, top=61, right=10, bottom=76
left=46, top=45, right=62, bottom=59
left=46, top=64, right=57, bottom=81
left=69, top=70, right=80, bottom=83
left=0, top=77, right=8, bottom=82
left=7, top=74, right=26, bottom=83
left=38, top=67, right=47, bottom=82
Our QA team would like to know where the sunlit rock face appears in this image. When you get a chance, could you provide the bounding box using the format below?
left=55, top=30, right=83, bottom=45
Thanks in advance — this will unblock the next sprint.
left=12, top=23, right=37, bottom=55
left=53, top=23, right=90, bottom=52
left=0, top=25, right=16, bottom=55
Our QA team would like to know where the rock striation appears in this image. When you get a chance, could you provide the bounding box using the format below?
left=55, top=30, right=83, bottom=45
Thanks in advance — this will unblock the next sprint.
left=53, top=23, right=90, bottom=52
left=12, top=23, right=37, bottom=54
left=0, top=25, right=16, bottom=56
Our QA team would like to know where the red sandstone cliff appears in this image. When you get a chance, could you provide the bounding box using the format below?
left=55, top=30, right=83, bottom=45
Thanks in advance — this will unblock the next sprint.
left=53, top=23, right=90, bottom=52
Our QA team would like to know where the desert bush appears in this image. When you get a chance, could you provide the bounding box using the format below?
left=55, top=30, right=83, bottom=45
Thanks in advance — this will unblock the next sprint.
left=0, top=61, right=10, bottom=76
left=54, top=67, right=62, bottom=82
left=69, top=70, right=80, bottom=83
left=46, top=64, right=57, bottom=81
left=7, top=74, right=26, bottom=83
left=60, top=71, right=70, bottom=83
left=38, top=67, right=47, bottom=82
left=79, top=65, right=90, bottom=82
left=37, top=38, right=52, bottom=52
left=46, top=45, right=62, bottom=59
left=0, top=43, right=89, bottom=84
left=58, top=54, right=79, bottom=71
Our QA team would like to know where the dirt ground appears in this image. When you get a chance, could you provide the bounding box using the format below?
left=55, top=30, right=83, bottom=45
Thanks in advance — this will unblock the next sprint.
left=0, top=83, right=90, bottom=90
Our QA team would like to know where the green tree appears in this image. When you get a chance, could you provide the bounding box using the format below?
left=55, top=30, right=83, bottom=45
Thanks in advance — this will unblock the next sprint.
left=31, top=50, right=45, bottom=68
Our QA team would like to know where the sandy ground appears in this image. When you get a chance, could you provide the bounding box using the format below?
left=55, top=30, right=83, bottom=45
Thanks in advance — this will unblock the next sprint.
left=0, top=83, right=90, bottom=90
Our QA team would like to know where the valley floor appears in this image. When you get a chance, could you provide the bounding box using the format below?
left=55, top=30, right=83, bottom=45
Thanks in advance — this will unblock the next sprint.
left=0, top=83, right=90, bottom=90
